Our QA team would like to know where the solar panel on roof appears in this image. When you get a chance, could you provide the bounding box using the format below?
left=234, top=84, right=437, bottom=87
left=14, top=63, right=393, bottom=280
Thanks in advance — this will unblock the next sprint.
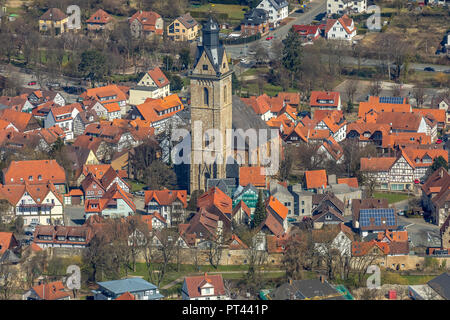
left=359, top=208, right=396, bottom=228
left=379, top=97, right=404, bottom=104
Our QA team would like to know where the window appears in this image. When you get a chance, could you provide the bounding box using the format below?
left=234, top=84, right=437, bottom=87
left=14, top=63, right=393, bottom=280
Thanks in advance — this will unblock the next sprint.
left=29, top=176, right=33, bottom=181
left=203, top=88, right=209, bottom=106
left=202, top=64, right=208, bottom=71
left=38, top=175, right=42, bottom=181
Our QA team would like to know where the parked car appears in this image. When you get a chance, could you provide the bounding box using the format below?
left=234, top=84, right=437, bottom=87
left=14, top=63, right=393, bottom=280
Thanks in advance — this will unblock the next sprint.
left=414, top=179, right=420, bottom=184
left=134, top=191, right=145, bottom=197
left=424, top=67, right=435, bottom=72
left=436, top=139, right=443, bottom=144
left=27, top=81, right=37, bottom=86
left=266, top=36, right=273, bottom=41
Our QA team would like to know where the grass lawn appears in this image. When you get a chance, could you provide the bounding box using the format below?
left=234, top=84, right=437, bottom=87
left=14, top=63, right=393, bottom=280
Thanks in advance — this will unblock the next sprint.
left=382, top=272, right=436, bottom=285
left=189, top=4, right=249, bottom=21
left=241, top=67, right=270, bottom=77
left=125, top=180, right=146, bottom=193
left=373, top=192, right=413, bottom=204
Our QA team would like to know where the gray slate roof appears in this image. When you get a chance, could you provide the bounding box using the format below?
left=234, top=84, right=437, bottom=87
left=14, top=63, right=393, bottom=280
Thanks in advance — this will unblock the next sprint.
left=269, top=279, right=345, bottom=300
left=427, top=272, right=450, bottom=300
left=97, top=278, right=163, bottom=298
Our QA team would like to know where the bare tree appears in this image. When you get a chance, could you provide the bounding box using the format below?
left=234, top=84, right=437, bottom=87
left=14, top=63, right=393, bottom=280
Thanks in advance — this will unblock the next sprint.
left=206, top=238, right=224, bottom=269
left=345, top=79, right=358, bottom=107
left=412, top=87, right=425, bottom=107
left=392, top=83, right=403, bottom=97
left=0, top=264, right=20, bottom=300
left=369, top=78, right=382, bottom=97
left=282, top=228, right=315, bottom=279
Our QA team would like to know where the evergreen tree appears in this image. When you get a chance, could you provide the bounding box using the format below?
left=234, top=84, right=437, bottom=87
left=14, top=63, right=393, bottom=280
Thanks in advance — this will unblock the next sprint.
left=282, top=29, right=303, bottom=87
left=426, top=156, right=449, bottom=178
left=253, top=190, right=266, bottom=228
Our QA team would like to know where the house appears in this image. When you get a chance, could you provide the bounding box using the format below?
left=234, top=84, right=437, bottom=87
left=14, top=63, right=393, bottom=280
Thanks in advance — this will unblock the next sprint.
left=313, top=223, right=354, bottom=256
left=256, top=0, right=289, bottom=28
left=270, top=182, right=294, bottom=218
left=413, top=108, right=446, bottom=129
left=352, top=198, right=388, bottom=227
left=232, top=200, right=252, bottom=226
left=232, top=183, right=259, bottom=213
left=86, top=9, right=115, bottom=31
left=39, top=8, right=69, bottom=35
left=197, top=187, right=233, bottom=233
left=260, top=196, right=288, bottom=237
left=319, top=137, right=344, bottom=163
left=325, top=14, right=356, bottom=41
left=44, top=103, right=82, bottom=141
left=33, top=225, right=93, bottom=248
left=167, top=13, right=199, bottom=41
left=23, top=281, right=71, bottom=300
left=311, top=192, right=346, bottom=228
left=292, top=25, right=321, bottom=42
left=305, top=169, right=328, bottom=192
left=310, top=91, right=341, bottom=111
left=182, top=273, right=228, bottom=300
left=239, top=166, right=267, bottom=189
left=0, top=94, right=34, bottom=113
left=240, top=8, right=270, bottom=36
left=207, top=178, right=237, bottom=197
left=268, top=278, right=346, bottom=300
left=327, top=0, right=367, bottom=15
left=73, top=109, right=100, bottom=137
left=2, top=159, right=67, bottom=194
left=0, top=232, right=19, bottom=255
left=356, top=207, right=397, bottom=237
left=0, top=183, right=64, bottom=226
left=0, top=109, right=41, bottom=132
left=372, top=112, right=434, bottom=141
left=144, top=189, right=188, bottom=226
left=360, top=148, right=448, bottom=192
left=128, top=67, right=171, bottom=105
left=129, top=94, right=184, bottom=134
left=93, top=278, right=164, bottom=300
left=421, top=167, right=450, bottom=227
left=240, top=95, right=272, bottom=121
left=84, top=184, right=136, bottom=219
left=290, top=184, right=313, bottom=217
left=129, top=10, right=164, bottom=39
left=409, top=272, right=450, bottom=300
left=351, top=240, right=390, bottom=257
left=313, top=110, right=347, bottom=142
left=21, top=88, right=66, bottom=108
left=81, top=85, right=128, bottom=116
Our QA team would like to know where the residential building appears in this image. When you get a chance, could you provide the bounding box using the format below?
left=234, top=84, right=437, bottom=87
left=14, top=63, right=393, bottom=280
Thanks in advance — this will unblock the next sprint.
left=240, top=8, right=270, bottom=36
left=312, top=223, right=354, bottom=257
left=260, top=196, right=288, bottom=237
left=84, top=184, right=136, bottom=219
left=327, top=0, right=367, bottom=15
left=182, top=273, right=228, bottom=300
left=129, top=10, right=163, bottom=39
left=291, top=184, right=313, bottom=217
left=256, top=0, right=289, bottom=28
left=421, top=167, right=450, bottom=227
left=270, top=182, right=294, bottom=218
left=81, top=85, right=128, bottom=116
left=44, top=103, right=82, bottom=141
left=409, top=272, right=449, bottom=300
left=0, top=232, right=19, bottom=255
left=292, top=24, right=321, bottom=42
left=128, top=67, right=171, bottom=105
left=0, top=109, right=41, bottom=132
left=239, top=166, right=268, bottom=189
left=305, top=169, right=328, bottom=192
left=86, top=9, right=115, bottom=31
left=268, top=278, right=347, bottom=300
left=325, top=14, right=356, bottom=41
left=232, top=184, right=259, bottom=213
left=23, top=281, right=71, bottom=300
left=144, top=189, right=188, bottom=226
left=93, top=278, right=164, bottom=300
left=39, top=8, right=69, bottom=35
left=167, top=13, right=199, bottom=41
left=33, top=225, right=93, bottom=249
left=310, top=91, right=341, bottom=111
left=2, top=159, right=67, bottom=194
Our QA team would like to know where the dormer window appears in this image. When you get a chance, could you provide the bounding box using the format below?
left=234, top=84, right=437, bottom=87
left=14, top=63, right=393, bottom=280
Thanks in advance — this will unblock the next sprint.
left=29, top=176, right=33, bottom=181
left=38, top=175, right=42, bottom=181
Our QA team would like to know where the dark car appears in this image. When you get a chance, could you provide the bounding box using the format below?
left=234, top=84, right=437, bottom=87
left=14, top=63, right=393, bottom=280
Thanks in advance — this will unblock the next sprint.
left=444, top=69, right=450, bottom=74
left=63, top=86, right=86, bottom=95
left=424, top=67, right=435, bottom=72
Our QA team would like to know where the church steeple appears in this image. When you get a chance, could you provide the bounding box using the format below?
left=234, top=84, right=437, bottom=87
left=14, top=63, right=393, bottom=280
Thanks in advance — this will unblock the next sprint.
left=202, top=16, right=220, bottom=49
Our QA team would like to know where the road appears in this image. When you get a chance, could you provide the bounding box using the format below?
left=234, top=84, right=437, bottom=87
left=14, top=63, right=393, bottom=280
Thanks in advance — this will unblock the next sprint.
left=225, top=0, right=327, bottom=60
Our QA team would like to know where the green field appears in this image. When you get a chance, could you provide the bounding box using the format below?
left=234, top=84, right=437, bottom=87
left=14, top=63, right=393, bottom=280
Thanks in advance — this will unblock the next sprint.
left=189, top=3, right=249, bottom=21
left=373, top=192, right=413, bottom=204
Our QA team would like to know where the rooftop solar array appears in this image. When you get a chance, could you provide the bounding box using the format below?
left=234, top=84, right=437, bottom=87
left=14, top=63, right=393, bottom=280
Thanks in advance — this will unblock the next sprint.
left=379, top=96, right=404, bottom=104
left=359, top=208, right=396, bottom=228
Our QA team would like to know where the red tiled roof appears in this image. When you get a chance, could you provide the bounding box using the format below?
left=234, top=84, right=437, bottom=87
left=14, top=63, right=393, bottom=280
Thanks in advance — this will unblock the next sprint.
left=129, top=10, right=163, bottom=34
left=337, top=177, right=359, bottom=188
left=86, top=9, right=113, bottom=24
left=144, top=189, right=187, bottom=208
left=360, top=157, right=397, bottom=172
left=352, top=240, right=390, bottom=256
left=305, top=169, right=327, bottom=190
left=146, top=67, right=170, bottom=88
left=358, top=101, right=411, bottom=119
left=0, top=109, right=34, bottom=132
left=412, top=108, right=446, bottom=124
left=0, top=232, right=17, bottom=255
left=240, top=95, right=270, bottom=115
left=135, top=94, right=184, bottom=124
left=3, top=160, right=66, bottom=185
left=266, top=195, right=288, bottom=220
left=197, top=187, right=232, bottom=216
left=31, top=281, right=70, bottom=300
left=310, top=91, right=340, bottom=107
left=115, top=292, right=136, bottom=300
left=183, top=273, right=226, bottom=298
left=325, top=14, right=355, bottom=35
left=81, top=85, right=127, bottom=105
left=239, top=166, right=266, bottom=188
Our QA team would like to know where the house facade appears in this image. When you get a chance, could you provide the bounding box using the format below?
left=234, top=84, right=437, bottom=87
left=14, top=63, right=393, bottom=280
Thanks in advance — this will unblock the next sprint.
left=256, top=0, right=289, bottom=28
left=327, top=0, right=367, bottom=15
left=325, top=15, right=356, bottom=41
left=144, top=190, right=188, bottom=226
left=182, top=273, right=228, bottom=300
left=167, top=13, right=199, bottom=41
left=129, top=67, right=171, bottom=105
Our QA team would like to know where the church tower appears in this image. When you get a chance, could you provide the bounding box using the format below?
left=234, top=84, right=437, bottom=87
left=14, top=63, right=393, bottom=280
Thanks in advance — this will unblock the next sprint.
left=190, top=17, right=233, bottom=193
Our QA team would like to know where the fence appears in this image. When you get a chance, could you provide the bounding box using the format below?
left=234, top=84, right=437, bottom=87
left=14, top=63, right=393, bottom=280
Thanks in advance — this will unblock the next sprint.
left=222, top=33, right=261, bottom=45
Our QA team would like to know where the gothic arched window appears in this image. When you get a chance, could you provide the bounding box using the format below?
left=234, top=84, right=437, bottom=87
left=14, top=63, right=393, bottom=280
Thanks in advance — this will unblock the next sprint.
left=224, top=85, right=227, bottom=103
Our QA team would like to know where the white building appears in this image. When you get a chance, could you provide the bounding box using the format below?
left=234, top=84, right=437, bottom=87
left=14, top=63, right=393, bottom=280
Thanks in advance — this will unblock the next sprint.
left=327, top=0, right=367, bottom=15
left=256, top=0, right=289, bottom=28
left=44, top=103, right=81, bottom=141
left=325, top=15, right=357, bottom=41
left=128, top=67, right=171, bottom=106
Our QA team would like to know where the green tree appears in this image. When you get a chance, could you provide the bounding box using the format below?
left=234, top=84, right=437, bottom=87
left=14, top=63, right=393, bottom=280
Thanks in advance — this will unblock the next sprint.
left=282, top=29, right=303, bottom=87
left=78, top=50, right=108, bottom=86
left=14, top=216, right=24, bottom=235
left=252, top=190, right=266, bottom=228
left=426, top=156, right=449, bottom=177
left=179, top=48, right=191, bottom=70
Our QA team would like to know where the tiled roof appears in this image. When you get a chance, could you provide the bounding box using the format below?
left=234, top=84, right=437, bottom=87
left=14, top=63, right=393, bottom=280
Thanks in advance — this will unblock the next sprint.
left=135, top=94, right=184, bottom=124
left=321, top=137, right=344, bottom=161
left=263, top=211, right=285, bottom=237
left=305, top=169, right=327, bottom=189
left=352, top=198, right=389, bottom=222
left=3, top=160, right=66, bottom=185
left=352, top=240, right=390, bottom=256
left=421, top=167, right=450, bottom=196
left=360, top=157, right=397, bottom=172
left=31, top=281, right=71, bottom=300
left=183, top=273, right=226, bottom=298
left=310, top=91, right=340, bottom=107
left=358, top=100, right=411, bottom=119
left=0, top=232, right=17, bottom=255
left=377, top=230, right=408, bottom=242
left=375, top=112, right=423, bottom=132
left=229, top=234, right=248, bottom=249
left=81, top=85, right=127, bottom=105
left=129, top=10, right=163, bottom=34
left=325, top=14, right=355, bottom=35
left=266, top=195, right=288, bottom=220
left=86, top=9, right=113, bottom=24
left=147, top=67, right=170, bottom=88
left=412, top=108, right=446, bottom=123
left=0, top=109, right=35, bottom=132
left=176, top=12, right=198, bottom=29
left=144, top=189, right=187, bottom=208
left=240, top=95, right=270, bottom=115
left=337, top=177, right=359, bottom=188
left=40, top=8, right=67, bottom=21
left=402, top=148, right=448, bottom=168
left=197, top=187, right=232, bottom=216
left=232, top=200, right=251, bottom=218
left=239, top=166, right=267, bottom=188
left=115, top=292, right=136, bottom=300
